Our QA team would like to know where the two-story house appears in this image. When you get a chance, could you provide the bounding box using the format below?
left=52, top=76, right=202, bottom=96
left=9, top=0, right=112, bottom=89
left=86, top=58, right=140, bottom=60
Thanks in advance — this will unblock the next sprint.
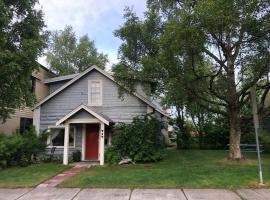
left=0, top=64, right=55, bottom=135
left=33, top=65, right=169, bottom=165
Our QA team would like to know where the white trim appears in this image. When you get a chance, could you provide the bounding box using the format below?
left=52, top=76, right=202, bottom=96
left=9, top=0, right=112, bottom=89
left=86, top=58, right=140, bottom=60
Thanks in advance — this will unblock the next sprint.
left=82, top=124, right=86, bottom=161
left=67, top=119, right=100, bottom=124
left=55, top=104, right=109, bottom=126
left=48, top=125, right=65, bottom=129
left=34, top=65, right=98, bottom=109
left=99, top=122, right=105, bottom=165
left=147, top=105, right=154, bottom=114
left=47, top=126, right=76, bottom=148
left=63, top=124, right=70, bottom=165
left=33, top=65, right=169, bottom=117
left=92, top=67, right=168, bottom=117
left=33, top=107, right=40, bottom=134
left=88, top=80, right=103, bottom=106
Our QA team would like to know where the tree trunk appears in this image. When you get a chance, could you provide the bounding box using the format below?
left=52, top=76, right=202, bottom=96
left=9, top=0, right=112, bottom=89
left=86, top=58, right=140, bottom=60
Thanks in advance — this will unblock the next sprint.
left=226, top=55, right=243, bottom=160
left=176, top=106, right=188, bottom=149
left=228, top=109, right=243, bottom=160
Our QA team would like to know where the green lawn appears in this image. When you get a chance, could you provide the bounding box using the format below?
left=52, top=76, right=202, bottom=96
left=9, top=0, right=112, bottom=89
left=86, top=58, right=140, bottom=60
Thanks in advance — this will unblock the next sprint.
left=61, top=150, right=270, bottom=189
left=0, top=163, right=70, bottom=188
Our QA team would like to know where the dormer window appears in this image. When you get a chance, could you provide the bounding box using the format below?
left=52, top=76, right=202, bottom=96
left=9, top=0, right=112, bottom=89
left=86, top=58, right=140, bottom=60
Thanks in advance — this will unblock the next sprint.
left=88, top=80, right=102, bottom=106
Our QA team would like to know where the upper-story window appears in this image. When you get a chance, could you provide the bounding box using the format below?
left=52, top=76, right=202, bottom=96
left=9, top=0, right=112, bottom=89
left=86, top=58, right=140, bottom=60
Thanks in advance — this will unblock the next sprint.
left=30, top=76, right=36, bottom=92
left=88, top=80, right=102, bottom=106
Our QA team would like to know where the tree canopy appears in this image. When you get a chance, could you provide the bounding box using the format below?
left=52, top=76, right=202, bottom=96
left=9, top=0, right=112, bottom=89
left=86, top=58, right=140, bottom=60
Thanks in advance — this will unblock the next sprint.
left=0, top=0, right=47, bottom=121
left=46, top=25, right=108, bottom=75
left=113, top=0, right=270, bottom=159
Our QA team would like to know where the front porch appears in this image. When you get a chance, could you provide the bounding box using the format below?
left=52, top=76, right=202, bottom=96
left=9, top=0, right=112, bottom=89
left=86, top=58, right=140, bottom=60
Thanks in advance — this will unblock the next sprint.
left=62, top=122, right=106, bottom=165
left=48, top=105, right=112, bottom=165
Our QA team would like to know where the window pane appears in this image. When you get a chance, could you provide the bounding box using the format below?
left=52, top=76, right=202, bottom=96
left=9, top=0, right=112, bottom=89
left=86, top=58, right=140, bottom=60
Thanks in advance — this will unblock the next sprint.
left=69, top=128, right=75, bottom=146
left=51, top=127, right=75, bottom=147
left=20, top=117, right=33, bottom=133
left=51, top=129, right=64, bottom=146
left=90, top=81, right=101, bottom=105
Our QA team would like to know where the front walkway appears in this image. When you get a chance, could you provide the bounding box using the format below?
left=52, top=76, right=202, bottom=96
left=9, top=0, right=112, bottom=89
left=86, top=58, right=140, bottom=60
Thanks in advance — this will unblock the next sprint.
left=37, top=163, right=91, bottom=188
left=0, top=188, right=269, bottom=200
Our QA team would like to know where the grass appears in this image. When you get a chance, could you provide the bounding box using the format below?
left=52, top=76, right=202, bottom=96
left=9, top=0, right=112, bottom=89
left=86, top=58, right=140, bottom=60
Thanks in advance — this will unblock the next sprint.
left=60, top=149, right=270, bottom=189
left=0, top=163, right=70, bottom=188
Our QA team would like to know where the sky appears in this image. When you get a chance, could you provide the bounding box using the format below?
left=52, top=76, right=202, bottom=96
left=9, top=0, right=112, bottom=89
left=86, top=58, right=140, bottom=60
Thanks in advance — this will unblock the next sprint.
left=37, top=0, right=147, bottom=70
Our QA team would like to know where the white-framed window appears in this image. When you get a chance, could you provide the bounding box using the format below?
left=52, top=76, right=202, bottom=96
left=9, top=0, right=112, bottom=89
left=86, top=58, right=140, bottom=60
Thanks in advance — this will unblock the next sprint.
left=88, top=80, right=102, bottom=106
left=48, top=126, right=76, bottom=148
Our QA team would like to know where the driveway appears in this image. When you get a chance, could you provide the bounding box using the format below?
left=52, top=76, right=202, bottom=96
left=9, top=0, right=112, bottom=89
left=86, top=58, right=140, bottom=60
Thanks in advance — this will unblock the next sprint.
left=0, top=188, right=269, bottom=200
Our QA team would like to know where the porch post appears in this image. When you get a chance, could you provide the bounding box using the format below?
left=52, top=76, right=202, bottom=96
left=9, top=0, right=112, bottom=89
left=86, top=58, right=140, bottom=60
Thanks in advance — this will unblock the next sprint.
left=99, top=123, right=105, bottom=165
left=63, top=123, right=70, bottom=165
left=81, top=124, right=86, bottom=161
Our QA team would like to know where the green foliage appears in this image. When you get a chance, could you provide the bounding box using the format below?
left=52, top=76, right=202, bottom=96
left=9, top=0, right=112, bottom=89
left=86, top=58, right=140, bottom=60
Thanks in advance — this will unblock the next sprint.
left=174, top=115, right=270, bottom=151
left=199, top=118, right=230, bottom=149
left=0, top=163, right=70, bottom=188
left=0, top=0, right=47, bottom=120
left=37, top=154, right=73, bottom=164
left=61, top=150, right=270, bottom=189
left=72, top=150, right=81, bottom=162
left=46, top=25, right=108, bottom=75
left=173, top=121, right=194, bottom=149
left=106, top=115, right=165, bottom=164
left=259, top=131, right=270, bottom=153
left=0, top=128, right=47, bottom=168
left=172, top=116, right=230, bottom=150
left=114, top=0, right=270, bottom=159
left=105, top=147, right=121, bottom=165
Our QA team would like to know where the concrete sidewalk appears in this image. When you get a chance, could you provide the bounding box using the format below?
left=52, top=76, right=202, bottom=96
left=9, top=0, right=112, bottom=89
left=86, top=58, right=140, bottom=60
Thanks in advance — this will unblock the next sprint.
left=0, top=188, right=270, bottom=200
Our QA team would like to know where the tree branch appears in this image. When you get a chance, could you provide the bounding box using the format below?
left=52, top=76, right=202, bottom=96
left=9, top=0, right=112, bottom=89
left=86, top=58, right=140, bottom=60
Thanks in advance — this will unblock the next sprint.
left=208, top=65, right=228, bottom=103
left=258, top=83, right=270, bottom=113
left=239, top=90, right=250, bottom=106
left=237, top=68, right=268, bottom=99
left=232, top=26, right=244, bottom=61
left=195, top=100, right=227, bottom=116
left=204, top=48, right=226, bottom=68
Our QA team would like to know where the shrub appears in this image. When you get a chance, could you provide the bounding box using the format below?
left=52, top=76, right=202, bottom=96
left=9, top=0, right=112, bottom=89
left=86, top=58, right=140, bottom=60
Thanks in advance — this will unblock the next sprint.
left=105, top=115, right=165, bottom=164
left=72, top=150, right=81, bottom=162
left=105, top=147, right=121, bottom=164
left=174, top=121, right=195, bottom=149
left=37, top=154, right=73, bottom=163
left=0, top=128, right=47, bottom=168
left=258, top=130, right=270, bottom=153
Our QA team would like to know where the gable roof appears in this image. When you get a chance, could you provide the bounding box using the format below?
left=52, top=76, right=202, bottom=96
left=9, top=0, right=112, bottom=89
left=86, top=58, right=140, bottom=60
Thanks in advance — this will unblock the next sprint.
left=37, top=62, right=56, bottom=76
left=34, top=65, right=169, bottom=117
left=56, top=104, right=111, bottom=126
left=43, top=73, right=79, bottom=84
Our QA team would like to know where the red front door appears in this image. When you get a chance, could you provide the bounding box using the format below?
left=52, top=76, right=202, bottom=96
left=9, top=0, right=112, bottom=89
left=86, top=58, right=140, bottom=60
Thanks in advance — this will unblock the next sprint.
left=85, top=124, right=99, bottom=160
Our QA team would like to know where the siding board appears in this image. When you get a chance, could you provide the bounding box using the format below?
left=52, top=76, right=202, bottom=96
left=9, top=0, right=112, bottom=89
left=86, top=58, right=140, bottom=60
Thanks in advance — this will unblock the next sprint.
left=40, top=69, right=147, bottom=131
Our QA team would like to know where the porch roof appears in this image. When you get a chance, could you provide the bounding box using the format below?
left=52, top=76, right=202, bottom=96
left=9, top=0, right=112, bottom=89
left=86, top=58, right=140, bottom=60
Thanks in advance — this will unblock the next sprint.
left=55, top=104, right=113, bottom=126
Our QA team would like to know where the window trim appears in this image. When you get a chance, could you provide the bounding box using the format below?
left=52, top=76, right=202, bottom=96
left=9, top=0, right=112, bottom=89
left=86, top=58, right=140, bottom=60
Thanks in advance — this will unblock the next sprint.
left=20, top=117, right=33, bottom=134
left=47, top=126, right=76, bottom=148
left=88, top=80, right=103, bottom=106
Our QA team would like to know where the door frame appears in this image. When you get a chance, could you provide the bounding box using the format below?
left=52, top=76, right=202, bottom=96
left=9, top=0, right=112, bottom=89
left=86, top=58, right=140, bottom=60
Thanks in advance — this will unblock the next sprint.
left=81, top=122, right=104, bottom=164
left=84, top=123, right=100, bottom=161
left=79, top=121, right=105, bottom=165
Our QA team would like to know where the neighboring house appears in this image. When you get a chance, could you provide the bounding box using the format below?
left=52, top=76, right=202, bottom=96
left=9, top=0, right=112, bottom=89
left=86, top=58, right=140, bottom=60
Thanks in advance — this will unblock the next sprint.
left=0, top=64, right=55, bottom=135
left=33, top=65, right=169, bottom=165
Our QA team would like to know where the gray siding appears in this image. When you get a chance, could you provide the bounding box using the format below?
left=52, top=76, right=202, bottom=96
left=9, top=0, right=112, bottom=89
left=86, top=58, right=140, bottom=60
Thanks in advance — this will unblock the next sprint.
left=70, top=110, right=95, bottom=120
left=48, top=81, right=69, bottom=94
left=40, top=69, right=147, bottom=130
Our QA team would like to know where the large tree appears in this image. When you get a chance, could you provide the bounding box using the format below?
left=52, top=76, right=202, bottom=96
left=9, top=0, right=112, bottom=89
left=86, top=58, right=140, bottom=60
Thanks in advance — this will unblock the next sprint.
left=0, top=0, right=47, bottom=121
left=113, top=1, right=270, bottom=159
left=46, top=25, right=108, bottom=75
